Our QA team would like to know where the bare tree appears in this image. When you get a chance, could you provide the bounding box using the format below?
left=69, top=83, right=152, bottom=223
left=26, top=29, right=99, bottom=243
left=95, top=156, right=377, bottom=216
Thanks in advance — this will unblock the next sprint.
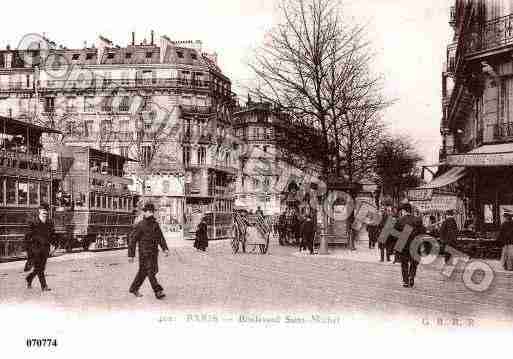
left=248, top=0, right=389, bottom=190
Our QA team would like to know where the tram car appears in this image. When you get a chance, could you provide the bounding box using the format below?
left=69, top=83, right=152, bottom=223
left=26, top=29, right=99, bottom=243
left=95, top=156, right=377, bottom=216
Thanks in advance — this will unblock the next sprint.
left=0, top=116, right=55, bottom=261
left=183, top=210, right=234, bottom=241
left=0, top=116, right=139, bottom=261
left=49, top=146, right=138, bottom=252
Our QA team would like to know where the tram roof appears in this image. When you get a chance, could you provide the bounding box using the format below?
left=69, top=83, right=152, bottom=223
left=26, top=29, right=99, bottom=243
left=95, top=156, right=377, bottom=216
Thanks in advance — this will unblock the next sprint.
left=72, top=146, right=138, bottom=162
left=0, top=116, right=61, bottom=135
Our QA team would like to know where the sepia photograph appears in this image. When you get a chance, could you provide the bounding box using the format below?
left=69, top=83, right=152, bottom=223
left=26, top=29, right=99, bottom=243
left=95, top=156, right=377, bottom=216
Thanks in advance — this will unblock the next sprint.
left=0, top=0, right=512, bottom=357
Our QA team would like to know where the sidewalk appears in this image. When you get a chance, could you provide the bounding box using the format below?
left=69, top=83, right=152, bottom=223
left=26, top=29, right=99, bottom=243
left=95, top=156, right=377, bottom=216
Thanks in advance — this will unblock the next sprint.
left=292, top=238, right=513, bottom=275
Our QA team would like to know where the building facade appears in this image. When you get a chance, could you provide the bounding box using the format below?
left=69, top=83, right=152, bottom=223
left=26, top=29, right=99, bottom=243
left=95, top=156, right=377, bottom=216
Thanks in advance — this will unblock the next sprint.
left=440, top=0, right=513, bottom=231
left=232, top=100, right=322, bottom=216
left=0, top=32, right=238, bottom=228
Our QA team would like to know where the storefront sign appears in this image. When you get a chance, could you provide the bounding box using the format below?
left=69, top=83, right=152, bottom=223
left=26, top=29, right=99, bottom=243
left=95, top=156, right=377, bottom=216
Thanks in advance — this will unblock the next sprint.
left=446, top=152, right=513, bottom=166
left=407, top=188, right=433, bottom=201
left=411, top=195, right=458, bottom=213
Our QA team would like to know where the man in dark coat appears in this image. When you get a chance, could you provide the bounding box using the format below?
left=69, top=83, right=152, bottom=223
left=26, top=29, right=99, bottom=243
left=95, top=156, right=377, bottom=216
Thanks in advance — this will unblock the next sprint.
left=277, top=213, right=286, bottom=245
left=377, top=206, right=393, bottom=262
left=301, top=213, right=316, bottom=254
left=194, top=217, right=209, bottom=251
left=439, top=210, right=458, bottom=264
left=24, top=203, right=57, bottom=291
left=128, top=203, right=169, bottom=299
left=497, top=211, right=513, bottom=270
left=394, top=203, right=426, bottom=288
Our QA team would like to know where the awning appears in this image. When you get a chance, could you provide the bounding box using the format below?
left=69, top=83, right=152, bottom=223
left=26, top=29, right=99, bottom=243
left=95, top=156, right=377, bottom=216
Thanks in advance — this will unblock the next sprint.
left=419, top=167, right=467, bottom=189
left=407, top=167, right=466, bottom=201
left=446, top=143, right=513, bottom=166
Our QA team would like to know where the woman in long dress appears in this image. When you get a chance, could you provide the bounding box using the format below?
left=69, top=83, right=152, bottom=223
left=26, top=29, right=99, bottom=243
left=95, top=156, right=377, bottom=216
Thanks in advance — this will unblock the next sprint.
left=194, top=217, right=209, bottom=252
left=498, top=211, right=513, bottom=271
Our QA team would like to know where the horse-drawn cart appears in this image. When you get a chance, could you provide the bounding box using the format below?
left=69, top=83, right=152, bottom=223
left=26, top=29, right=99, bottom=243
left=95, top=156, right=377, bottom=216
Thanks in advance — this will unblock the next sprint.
left=231, top=211, right=271, bottom=254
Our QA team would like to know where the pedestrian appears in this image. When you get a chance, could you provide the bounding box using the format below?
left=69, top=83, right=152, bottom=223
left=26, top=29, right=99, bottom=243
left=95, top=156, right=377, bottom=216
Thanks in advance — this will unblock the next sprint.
left=367, top=222, right=378, bottom=249
left=377, top=206, right=393, bottom=262
left=498, top=211, right=513, bottom=271
left=277, top=213, right=286, bottom=245
left=439, top=210, right=458, bottom=264
left=301, top=212, right=316, bottom=255
left=394, top=203, right=426, bottom=288
left=24, top=202, right=57, bottom=291
left=194, top=216, right=209, bottom=252
left=128, top=203, right=169, bottom=299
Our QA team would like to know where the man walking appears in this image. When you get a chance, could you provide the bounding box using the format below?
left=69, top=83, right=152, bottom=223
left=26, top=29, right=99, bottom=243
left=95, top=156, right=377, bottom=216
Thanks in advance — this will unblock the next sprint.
left=128, top=203, right=169, bottom=299
left=24, top=203, right=57, bottom=291
left=439, top=210, right=458, bottom=264
left=378, top=206, right=393, bottom=262
left=394, top=203, right=425, bottom=288
left=301, top=212, right=316, bottom=255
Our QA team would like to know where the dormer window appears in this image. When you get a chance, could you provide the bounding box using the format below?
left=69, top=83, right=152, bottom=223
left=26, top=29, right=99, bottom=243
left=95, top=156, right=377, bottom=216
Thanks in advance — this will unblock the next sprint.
left=107, top=53, right=115, bottom=59
left=176, top=51, right=184, bottom=58
left=72, top=54, right=80, bottom=60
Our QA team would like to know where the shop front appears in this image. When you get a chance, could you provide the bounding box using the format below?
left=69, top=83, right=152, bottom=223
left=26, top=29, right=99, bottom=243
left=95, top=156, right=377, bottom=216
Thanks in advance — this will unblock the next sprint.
left=446, top=143, right=513, bottom=233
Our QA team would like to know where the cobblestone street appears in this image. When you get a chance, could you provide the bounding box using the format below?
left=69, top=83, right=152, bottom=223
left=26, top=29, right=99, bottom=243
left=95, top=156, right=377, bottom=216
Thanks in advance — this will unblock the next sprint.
left=1, top=236, right=513, bottom=328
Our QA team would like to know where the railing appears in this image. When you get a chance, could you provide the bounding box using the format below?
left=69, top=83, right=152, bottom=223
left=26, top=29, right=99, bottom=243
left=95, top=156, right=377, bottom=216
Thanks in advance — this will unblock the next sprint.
left=40, top=78, right=211, bottom=91
left=465, top=13, right=513, bottom=55
left=0, top=150, right=51, bottom=168
left=439, top=146, right=457, bottom=160
left=180, top=105, right=214, bottom=114
left=494, top=122, right=513, bottom=139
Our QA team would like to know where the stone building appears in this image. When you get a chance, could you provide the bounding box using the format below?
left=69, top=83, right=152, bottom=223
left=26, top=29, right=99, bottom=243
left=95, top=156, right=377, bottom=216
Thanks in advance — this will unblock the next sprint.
left=440, top=0, right=513, bottom=231
left=0, top=32, right=238, bottom=227
left=232, top=100, right=322, bottom=216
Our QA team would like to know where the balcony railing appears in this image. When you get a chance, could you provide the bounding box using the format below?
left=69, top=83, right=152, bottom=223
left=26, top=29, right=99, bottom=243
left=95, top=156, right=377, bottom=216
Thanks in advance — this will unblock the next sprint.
left=494, top=122, right=513, bottom=139
left=40, top=78, right=211, bottom=91
left=465, top=14, right=513, bottom=55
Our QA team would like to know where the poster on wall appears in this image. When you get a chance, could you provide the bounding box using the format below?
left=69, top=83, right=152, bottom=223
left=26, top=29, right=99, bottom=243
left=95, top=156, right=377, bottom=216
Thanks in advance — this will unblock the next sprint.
left=500, top=205, right=513, bottom=224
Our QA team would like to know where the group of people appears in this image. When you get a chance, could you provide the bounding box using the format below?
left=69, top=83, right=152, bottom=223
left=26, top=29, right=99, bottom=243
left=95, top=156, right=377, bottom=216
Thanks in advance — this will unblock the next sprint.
left=275, top=209, right=317, bottom=255
left=24, top=202, right=171, bottom=300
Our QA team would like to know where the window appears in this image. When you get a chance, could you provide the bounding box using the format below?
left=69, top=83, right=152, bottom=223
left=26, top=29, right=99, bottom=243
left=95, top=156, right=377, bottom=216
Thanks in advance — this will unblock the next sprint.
left=72, top=54, right=80, bottom=60
left=40, top=183, right=49, bottom=204
left=100, top=119, right=112, bottom=135
left=84, top=120, right=93, bottom=137
left=176, top=51, right=184, bottom=58
left=96, top=194, right=101, bottom=208
left=6, top=178, right=15, bottom=204
left=141, top=145, right=153, bottom=167
left=191, top=52, right=197, bottom=60
left=119, top=146, right=129, bottom=158
left=146, top=52, right=153, bottom=58
left=101, top=97, right=113, bottom=112
left=107, top=53, right=114, bottom=59
left=44, top=97, right=55, bottom=113
left=0, top=178, right=4, bottom=204
left=162, top=180, right=170, bottom=193
left=119, top=96, right=130, bottom=112
left=18, top=180, right=28, bottom=206
left=113, top=196, right=118, bottom=210
left=86, top=53, right=94, bottom=60
left=125, top=52, right=132, bottom=59
left=89, top=193, right=95, bottom=208
left=101, top=195, right=106, bottom=209
left=84, top=96, right=95, bottom=112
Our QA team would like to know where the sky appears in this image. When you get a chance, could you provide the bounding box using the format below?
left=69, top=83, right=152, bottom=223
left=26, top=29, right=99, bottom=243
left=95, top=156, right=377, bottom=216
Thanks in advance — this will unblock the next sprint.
left=0, top=0, right=452, bottom=167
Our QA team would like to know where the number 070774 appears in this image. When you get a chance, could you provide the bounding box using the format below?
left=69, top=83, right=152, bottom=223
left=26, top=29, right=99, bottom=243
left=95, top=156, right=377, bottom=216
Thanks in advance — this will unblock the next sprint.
left=26, top=338, right=58, bottom=348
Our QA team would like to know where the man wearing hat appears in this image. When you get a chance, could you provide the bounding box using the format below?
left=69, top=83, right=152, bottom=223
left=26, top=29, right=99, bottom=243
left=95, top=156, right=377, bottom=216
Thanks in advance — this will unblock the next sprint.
left=439, top=209, right=458, bottom=264
left=394, top=203, right=426, bottom=288
left=128, top=202, right=169, bottom=299
left=24, top=202, right=57, bottom=291
left=498, top=210, right=513, bottom=271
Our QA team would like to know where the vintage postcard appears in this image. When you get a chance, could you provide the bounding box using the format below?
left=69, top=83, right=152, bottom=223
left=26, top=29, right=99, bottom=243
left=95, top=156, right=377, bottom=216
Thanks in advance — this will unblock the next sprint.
left=1, top=0, right=512, bottom=357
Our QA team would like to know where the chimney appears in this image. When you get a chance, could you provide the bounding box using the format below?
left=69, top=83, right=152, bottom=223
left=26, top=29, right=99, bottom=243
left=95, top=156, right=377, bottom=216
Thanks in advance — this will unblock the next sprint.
left=96, top=35, right=112, bottom=64
left=194, top=40, right=203, bottom=52
left=132, top=31, right=135, bottom=46
left=151, top=30, right=154, bottom=45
